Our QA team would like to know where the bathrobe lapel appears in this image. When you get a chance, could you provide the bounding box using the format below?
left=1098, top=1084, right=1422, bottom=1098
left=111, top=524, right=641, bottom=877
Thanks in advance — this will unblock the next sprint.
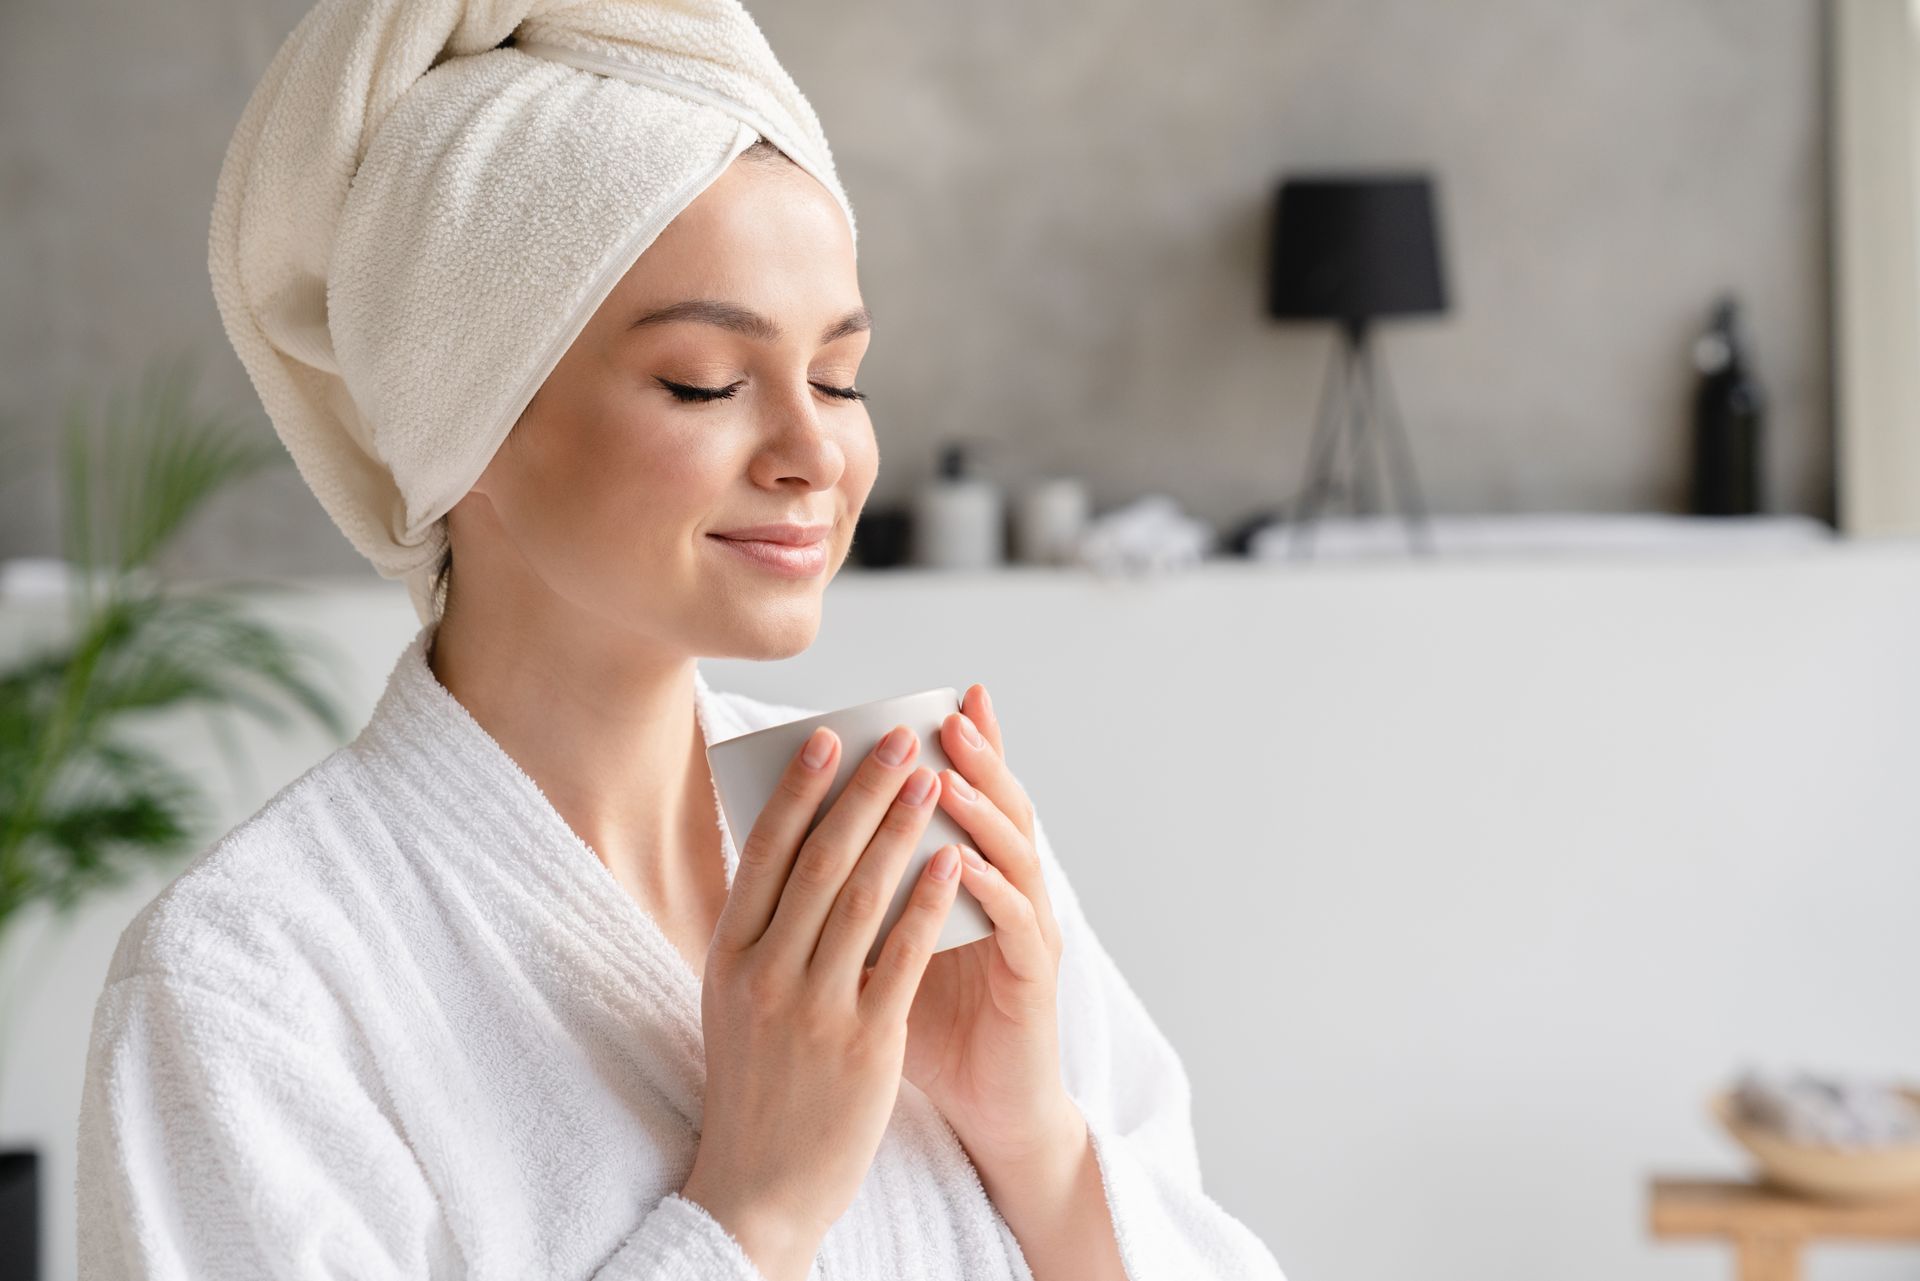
left=358, top=623, right=749, bottom=1135
left=357, top=622, right=1030, bottom=1279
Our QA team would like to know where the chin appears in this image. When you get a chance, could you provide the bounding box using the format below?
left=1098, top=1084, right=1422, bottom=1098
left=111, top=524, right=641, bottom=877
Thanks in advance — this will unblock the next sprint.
left=719, top=597, right=824, bottom=662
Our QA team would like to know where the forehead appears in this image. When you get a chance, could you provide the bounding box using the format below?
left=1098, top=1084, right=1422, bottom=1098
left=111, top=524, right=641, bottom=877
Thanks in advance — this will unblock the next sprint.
left=601, top=173, right=860, bottom=341
left=657, top=159, right=851, bottom=268
left=603, top=162, right=858, bottom=326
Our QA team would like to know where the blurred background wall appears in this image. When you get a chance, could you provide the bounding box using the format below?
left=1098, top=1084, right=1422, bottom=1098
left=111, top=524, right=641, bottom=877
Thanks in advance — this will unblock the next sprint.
left=1, top=0, right=1829, bottom=571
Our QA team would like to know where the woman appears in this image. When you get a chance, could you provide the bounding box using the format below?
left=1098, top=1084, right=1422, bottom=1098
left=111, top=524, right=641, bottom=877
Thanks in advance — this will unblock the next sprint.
left=75, top=2, right=1288, bottom=1279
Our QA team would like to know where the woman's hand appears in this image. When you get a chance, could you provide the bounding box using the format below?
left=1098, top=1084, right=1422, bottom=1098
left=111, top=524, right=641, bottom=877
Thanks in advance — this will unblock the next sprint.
left=685, top=722, right=963, bottom=1281
left=899, top=685, right=1082, bottom=1170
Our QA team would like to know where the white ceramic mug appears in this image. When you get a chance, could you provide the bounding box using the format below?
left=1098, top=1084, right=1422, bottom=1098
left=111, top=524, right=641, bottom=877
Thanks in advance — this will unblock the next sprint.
left=706, top=687, right=997, bottom=970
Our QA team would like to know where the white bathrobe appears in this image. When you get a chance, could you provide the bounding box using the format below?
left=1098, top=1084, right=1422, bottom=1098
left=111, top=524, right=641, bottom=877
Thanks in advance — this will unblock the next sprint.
left=76, top=620, right=1287, bottom=1281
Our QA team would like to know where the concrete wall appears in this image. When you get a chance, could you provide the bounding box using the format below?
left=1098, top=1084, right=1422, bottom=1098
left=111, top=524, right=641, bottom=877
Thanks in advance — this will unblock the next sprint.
left=0, top=0, right=1831, bottom=587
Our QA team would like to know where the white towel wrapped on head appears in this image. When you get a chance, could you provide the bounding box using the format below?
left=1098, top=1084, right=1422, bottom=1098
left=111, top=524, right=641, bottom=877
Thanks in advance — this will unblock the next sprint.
left=209, top=0, right=857, bottom=624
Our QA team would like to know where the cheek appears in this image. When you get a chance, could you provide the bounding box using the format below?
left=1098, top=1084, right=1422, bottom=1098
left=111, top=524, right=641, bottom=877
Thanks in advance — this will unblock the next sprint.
left=504, top=404, right=731, bottom=558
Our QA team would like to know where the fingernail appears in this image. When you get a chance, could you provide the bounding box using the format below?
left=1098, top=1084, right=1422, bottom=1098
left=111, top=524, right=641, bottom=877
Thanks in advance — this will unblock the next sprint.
left=945, top=770, right=976, bottom=800
left=899, top=768, right=934, bottom=806
left=931, top=845, right=960, bottom=880
left=876, top=725, right=913, bottom=766
left=801, top=727, right=833, bottom=770
left=961, top=845, right=986, bottom=870
left=956, top=713, right=984, bottom=748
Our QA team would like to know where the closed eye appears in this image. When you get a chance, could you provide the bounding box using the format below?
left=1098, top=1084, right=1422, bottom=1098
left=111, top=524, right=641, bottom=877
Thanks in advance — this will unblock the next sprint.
left=656, top=377, right=867, bottom=404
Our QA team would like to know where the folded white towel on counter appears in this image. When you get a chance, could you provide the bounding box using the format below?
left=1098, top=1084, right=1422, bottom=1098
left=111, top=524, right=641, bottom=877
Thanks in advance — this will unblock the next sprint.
left=208, top=0, right=856, bottom=625
left=1072, top=494, right=1217, bottom=577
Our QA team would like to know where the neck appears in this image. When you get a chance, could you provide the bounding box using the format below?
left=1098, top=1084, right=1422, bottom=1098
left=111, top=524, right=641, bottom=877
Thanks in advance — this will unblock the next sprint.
left=424, top=598, right=715, bottom=901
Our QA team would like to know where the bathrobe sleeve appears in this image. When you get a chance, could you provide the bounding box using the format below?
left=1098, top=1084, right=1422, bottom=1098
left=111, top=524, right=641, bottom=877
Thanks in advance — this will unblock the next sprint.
left=1034, top=809, right=1290, bottom=1281
left=76, top=971, right=771, bottom=1281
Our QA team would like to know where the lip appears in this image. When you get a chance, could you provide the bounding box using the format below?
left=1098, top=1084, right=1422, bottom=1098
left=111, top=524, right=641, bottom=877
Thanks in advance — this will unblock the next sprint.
left=707, top=533, right=829, bottom=578
left=709, top=522, right=832, bottom=546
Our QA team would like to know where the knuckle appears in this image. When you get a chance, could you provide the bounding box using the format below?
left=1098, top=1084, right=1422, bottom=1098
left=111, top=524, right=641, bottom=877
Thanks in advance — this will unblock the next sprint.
left=790, top=848, right=841, bottom=895
left=772, top=767, right=817, bottom=808
left=838, top=877, right=882, bottom=922
left=738, top=829, right=780, bottom=874
left=913, top=877, right=953, bottom=917
left=862, top=966, right=907, bottom=1024
left=849, top=760, right=900, bottom=801
left=879, top=798, right=929, bottom=837
left=867, top=952, right=902, bottom=998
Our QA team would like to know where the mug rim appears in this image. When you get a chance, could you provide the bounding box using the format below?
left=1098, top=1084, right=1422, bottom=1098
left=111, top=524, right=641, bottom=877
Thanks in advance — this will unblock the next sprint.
left=706, top=685, right=961, bottom=752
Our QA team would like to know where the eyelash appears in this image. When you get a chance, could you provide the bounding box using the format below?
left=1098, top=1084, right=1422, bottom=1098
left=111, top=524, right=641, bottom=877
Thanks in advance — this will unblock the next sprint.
left=657, top=378, right=867, bottom=404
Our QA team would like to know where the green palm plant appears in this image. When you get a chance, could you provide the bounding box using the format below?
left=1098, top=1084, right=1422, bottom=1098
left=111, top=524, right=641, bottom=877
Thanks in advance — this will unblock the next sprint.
left=0, top=351, right=351, bottom=954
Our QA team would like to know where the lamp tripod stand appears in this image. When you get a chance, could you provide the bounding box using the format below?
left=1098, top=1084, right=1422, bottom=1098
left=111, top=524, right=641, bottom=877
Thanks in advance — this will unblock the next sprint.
left=1283, top=318, right=1437, bottom=560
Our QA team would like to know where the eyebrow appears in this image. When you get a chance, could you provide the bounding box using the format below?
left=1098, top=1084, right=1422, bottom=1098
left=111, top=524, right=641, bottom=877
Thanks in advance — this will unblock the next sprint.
left=627, top=299, right=872, bottom=346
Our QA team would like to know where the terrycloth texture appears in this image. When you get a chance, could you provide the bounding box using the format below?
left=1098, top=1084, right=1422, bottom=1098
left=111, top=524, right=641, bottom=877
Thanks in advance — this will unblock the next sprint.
left=75, top=621, right=1288, bottom=1280
left=208, top=0, right=856, bottom=625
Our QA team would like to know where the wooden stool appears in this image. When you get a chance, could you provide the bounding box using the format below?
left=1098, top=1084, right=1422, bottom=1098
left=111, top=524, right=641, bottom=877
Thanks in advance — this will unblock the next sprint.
left=1649, top=1176, right=1920, bottom=1281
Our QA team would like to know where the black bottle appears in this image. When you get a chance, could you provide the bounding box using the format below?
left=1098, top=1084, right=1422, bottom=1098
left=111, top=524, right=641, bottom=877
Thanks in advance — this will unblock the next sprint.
left=1689, top=296, right=1766, bottom=516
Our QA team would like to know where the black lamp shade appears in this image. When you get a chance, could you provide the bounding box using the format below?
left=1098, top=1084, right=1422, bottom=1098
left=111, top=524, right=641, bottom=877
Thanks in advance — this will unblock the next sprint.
left=1266, top=174, right=1448, bottom=322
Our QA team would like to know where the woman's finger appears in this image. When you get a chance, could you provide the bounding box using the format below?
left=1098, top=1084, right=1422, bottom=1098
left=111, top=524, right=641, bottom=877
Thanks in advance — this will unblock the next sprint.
left=759, top=724, right=925, bottom=969
left=955, top=845, right=1054, bottom=984
left=859, top=845, right=962, bottom=1024
left=810, top=765, right=943, bottom=985
left=712, top=726, right=840, bottom=954
left=964, top=684, right=1005, bottom=760
left=939, top=711, right=1034, bottom=845
left=935, top=768, right=1055, bottom=946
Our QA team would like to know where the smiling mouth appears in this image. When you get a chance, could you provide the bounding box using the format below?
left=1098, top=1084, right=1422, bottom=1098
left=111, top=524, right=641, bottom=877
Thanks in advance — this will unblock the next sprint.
left=707, top=533, right=830, bottom=577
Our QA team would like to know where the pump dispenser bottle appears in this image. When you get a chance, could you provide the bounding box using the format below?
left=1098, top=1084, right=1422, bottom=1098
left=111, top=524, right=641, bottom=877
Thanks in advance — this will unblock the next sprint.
left=912, top=440, right=1004, bottom=568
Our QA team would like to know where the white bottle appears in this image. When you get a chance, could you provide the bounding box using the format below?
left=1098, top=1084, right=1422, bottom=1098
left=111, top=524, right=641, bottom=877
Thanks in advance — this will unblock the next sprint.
left=1013, top=475, right=1091, bottom=565
left=912, top=441, right=1003, bottom=569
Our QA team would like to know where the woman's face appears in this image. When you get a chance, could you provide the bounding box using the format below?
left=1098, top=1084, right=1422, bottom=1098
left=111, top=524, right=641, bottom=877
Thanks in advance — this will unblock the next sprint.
left=452, top=149, right=875, bottom=660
